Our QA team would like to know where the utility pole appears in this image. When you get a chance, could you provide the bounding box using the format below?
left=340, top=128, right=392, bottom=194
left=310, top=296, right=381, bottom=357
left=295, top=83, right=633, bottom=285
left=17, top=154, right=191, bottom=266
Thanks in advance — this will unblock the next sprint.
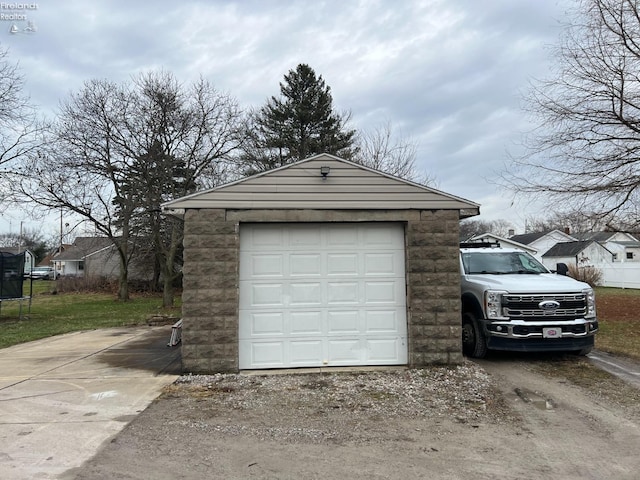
left=18, top=221, right=23, bottom=253
left=59, top=209, right=63, bottom=253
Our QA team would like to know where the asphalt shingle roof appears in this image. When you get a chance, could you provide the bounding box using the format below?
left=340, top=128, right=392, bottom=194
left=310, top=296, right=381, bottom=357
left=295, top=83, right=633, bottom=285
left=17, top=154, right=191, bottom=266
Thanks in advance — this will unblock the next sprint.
left=542, top=240, right=593, bottom=257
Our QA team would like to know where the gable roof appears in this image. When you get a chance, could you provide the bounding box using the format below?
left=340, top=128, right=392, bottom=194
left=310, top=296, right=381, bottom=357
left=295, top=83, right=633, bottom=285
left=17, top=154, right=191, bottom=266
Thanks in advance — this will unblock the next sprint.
left=542, top=240, right=610, bottom=258
left=612, top=240, right=640, bottom=248
left=163, top=154, right=480, bottom=218
left=572, top=231, right=640, bottom=243
left=510, top=229, right=576, bottom=245
left=572, top=232, right=614, bottom=242
left=0, top=247, right=34, bottom=256
left=54, top=237, right=113, bottom=261
left=509, top=232, right=548, bottom=245
left=464, top=233, right=537, bottom=253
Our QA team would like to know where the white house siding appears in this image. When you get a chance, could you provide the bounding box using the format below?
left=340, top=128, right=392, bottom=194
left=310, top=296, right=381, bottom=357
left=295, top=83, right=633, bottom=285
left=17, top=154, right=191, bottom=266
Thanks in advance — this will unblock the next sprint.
left=529, top=231, right=576, bottom=262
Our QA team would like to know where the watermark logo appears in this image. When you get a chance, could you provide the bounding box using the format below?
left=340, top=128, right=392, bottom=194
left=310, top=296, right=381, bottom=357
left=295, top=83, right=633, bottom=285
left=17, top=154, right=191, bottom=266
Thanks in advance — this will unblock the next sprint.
left=1, top=3, right=38, bottom=35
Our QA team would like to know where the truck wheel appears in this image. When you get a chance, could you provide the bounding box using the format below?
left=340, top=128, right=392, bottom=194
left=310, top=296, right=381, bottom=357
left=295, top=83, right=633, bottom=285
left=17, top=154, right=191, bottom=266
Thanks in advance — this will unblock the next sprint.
left=462, top=312, right=487, bottom=359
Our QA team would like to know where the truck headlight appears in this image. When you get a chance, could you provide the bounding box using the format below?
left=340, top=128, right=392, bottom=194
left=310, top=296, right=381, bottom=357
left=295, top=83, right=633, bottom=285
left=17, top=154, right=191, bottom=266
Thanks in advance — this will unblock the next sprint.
left=584, top=288, right=596, bottom=318
left=485, top=290, right=508, bottom=319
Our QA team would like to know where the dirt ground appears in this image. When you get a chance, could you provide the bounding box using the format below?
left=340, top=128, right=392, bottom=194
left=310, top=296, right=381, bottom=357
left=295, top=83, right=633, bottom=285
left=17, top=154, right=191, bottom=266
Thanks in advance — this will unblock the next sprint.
left=61, top=351, right=640, bottom=480
left=596, top=291, right=639, bottom=321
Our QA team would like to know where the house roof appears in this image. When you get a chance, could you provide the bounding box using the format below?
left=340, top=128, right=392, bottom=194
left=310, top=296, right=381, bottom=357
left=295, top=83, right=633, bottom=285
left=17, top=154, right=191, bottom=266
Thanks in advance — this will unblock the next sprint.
left=0, top=247, right=33, bottom=256
left=465, top=233, right=537, bottom=253
left=572, top=231, right=640, bottom=243
left=163, top=153, right=480, bottom=218
left=572, top=232, right=616, bottom=242
left=510, top=229, right=576, bottom=246
left=54, top=237, right=113, bottom=261
left=542, top=240, right=600, bottom=257
left=508, top=232, right=548, bottom=245
left=612, top=241, right=640, bottom=248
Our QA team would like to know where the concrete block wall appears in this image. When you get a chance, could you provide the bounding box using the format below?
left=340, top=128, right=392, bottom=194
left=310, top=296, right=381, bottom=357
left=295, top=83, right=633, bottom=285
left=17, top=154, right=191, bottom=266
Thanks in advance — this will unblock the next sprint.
left=406, top=210, right=463, bottom=365
left=181, top=209, right=239, bottom=373
left=180, top=208, right=462, bottom=373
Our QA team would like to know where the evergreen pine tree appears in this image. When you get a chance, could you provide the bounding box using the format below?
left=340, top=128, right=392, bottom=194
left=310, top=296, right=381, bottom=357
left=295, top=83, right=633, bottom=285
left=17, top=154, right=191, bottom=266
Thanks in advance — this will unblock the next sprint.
left=243, top=64, right=356, bottom=173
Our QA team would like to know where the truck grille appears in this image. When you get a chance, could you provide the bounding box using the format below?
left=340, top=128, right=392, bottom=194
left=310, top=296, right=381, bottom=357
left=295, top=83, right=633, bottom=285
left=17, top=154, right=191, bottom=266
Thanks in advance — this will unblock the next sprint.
left=503, top=294, right=587, bottom=321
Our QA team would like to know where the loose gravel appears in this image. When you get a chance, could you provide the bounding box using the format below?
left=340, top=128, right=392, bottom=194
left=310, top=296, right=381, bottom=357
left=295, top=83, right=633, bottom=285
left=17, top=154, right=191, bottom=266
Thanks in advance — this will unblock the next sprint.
left=165, top=363, right=512, bottom=445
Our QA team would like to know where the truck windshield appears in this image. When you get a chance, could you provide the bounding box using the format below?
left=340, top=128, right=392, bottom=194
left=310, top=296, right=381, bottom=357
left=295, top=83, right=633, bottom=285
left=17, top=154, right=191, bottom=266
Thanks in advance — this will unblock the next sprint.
left=461, top=251, right=549, bottom=275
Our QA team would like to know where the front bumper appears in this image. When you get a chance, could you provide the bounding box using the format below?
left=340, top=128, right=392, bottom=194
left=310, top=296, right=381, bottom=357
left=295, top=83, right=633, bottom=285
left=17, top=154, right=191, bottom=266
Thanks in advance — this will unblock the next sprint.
left=482, top=318, right=598, bottom=340
left=486, top=335, right=595, bottom=353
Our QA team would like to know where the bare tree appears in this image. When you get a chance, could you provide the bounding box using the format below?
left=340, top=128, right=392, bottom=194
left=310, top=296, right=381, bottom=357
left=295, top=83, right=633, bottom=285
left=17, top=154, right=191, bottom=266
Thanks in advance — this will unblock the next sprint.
left=125, top=71, right=245, bottom=306
left=0, top=229, right=48, bottom=260
left=353, top=121, right=437, bottom=185
left=0, top=46, right=43, bottom=200
left=460, top=218, right=516, bottom=239
left=13, top=72, right=245, bottom=303
left=507, top=0, right=640, bottom=230
left=524, top=211, right=606, bottom=234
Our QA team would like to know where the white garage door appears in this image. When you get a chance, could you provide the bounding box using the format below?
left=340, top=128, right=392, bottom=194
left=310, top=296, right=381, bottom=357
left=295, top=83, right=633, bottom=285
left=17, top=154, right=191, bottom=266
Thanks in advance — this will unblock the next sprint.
left=239, top=223, right=408, bottom=369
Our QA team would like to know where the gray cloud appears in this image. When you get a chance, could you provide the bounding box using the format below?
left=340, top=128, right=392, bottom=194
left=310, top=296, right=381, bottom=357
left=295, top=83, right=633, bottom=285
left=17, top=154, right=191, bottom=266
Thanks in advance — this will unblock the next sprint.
left=0, top=0, right=572, bottom=233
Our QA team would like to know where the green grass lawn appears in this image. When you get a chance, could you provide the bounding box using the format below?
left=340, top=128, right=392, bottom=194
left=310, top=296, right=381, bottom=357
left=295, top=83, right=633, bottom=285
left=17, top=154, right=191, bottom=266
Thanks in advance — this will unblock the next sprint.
left=0, top=280, right=181, bottom=349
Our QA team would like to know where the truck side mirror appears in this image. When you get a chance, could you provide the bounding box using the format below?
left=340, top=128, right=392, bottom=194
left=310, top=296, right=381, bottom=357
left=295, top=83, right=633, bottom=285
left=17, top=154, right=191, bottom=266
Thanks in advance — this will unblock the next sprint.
left=556, top=263, right=568, bottom=276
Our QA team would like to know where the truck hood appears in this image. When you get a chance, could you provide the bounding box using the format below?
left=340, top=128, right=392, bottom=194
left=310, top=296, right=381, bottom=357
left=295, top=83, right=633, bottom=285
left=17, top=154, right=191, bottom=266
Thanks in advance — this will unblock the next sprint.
left=462, top=273, right=592, bottom=293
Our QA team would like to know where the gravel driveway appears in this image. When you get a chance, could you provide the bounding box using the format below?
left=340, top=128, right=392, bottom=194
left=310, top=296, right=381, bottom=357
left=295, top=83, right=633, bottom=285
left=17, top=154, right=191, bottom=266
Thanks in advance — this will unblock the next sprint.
left=62, top=358, right=640, bottom=480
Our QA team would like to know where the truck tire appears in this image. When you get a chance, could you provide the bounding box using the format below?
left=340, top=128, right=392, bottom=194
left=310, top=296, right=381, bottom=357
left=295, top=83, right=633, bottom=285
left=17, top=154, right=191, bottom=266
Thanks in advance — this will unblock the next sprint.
left=571, top=346, right=593, bottom=356
left=462, top=312, right=488, bottom=359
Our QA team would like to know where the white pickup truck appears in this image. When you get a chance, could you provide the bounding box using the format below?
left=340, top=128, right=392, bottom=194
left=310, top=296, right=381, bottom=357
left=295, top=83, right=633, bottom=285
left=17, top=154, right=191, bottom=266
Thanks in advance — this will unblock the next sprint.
left=460, top=244, right=598, bottom=358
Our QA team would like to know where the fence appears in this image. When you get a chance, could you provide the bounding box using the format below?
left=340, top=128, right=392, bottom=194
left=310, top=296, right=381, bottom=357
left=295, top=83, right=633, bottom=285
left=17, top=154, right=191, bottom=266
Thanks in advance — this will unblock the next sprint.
left=599, top=263, right=640, bottom=289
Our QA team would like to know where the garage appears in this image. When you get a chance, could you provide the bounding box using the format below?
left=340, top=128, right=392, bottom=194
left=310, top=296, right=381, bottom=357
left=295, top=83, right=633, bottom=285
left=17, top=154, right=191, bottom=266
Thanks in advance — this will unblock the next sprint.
left=238, top=222, right=407, bottom=369
left=162, top=153, right=480, bottom=373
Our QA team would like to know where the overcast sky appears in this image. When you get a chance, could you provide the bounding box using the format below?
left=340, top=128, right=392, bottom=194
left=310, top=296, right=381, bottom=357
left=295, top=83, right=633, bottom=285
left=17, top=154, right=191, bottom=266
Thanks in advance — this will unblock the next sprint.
left=0, top=0, right=574, bottom=237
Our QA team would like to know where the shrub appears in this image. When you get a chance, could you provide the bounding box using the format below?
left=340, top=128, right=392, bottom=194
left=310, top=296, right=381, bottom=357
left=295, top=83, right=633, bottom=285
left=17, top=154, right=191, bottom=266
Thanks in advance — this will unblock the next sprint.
left=568, top=264, right=603, bottom=287
left=55, top=275, right=119, bottom=294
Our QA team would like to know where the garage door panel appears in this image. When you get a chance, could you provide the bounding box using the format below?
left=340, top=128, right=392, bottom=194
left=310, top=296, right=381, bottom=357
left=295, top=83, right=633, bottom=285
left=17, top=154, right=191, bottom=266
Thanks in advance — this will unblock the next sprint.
left=363, top=225, right=400, bottom=247
left=364, top=281, right=401, bottom=303
left=365, top=310, right=400, bottom=332
left=364, top=253, right=398, bottom=275
left=246, top=283, right=285, bottom=306
left=290, top=254, right=321, bottom=276
left=367, top=338, right=403, bottom=362
left=239, top=223, right=407, bottom=369
left=328, top=338, right=363, bottom=363
left=290, top=227, right=322, bottom=247
left=290, top=341, right=323, bottom=365
left=248, top=227, right=284, bottom=249
left=290, top=282, right=322, bottom=305
left=290, top=311, right=322, bottom=335
left=244, top=312, right=285, bottom=336
left=247, top=341, right=285, bottom=367
left=327, top=253, right=358, bottom=276
left=244, top=254, right=284, bottom=277
left=327, top=310, right=360, bottom=333
left=328, top=282, right=359, bottom=304
left=327, top=226, right=359, bottom=246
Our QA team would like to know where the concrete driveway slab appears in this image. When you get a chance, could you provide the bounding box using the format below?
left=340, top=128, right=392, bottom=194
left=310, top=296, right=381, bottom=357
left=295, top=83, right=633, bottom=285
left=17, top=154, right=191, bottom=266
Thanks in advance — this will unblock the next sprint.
left=0, top=326, right=180, bottom=480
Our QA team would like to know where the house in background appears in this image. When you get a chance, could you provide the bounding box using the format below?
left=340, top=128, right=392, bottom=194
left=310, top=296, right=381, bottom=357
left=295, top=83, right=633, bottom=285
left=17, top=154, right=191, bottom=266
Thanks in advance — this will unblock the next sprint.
left=53, top=237, right=118, bottom=278
left=0, top=247, right=35, bottom=275
left=52, top=236, right=153, bottom=281
left=572, top=231, right=640, bottom=263
left=463, top=233, right=538, bottom=255
left=509, top=229, right=577, bottom=262
left=541, top=240, right=614, bottom=271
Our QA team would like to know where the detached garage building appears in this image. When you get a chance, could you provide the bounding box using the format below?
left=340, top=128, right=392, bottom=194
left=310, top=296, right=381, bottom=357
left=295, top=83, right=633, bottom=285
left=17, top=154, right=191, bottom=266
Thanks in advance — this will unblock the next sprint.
left=163, top=154, right=479, bottom=373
